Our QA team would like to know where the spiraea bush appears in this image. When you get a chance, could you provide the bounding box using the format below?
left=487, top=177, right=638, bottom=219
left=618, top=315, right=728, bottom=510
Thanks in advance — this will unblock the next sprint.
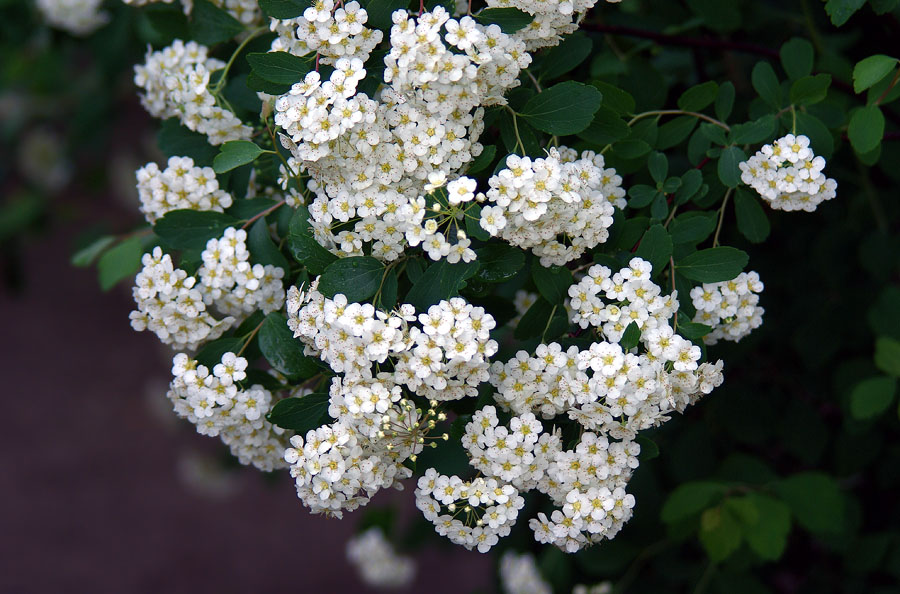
left=12, top=0, right=897, bottom=590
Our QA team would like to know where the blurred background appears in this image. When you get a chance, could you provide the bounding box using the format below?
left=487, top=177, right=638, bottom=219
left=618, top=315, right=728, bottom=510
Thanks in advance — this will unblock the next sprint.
left=2, top=1, right=900, bottom=593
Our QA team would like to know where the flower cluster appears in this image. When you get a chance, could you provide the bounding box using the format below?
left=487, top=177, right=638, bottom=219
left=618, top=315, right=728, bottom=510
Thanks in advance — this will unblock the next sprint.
left=197, top=227, right=286, bottom=317
left=273, top=7, right=530, bottom=262
left=739, top=133, right=837, bottom=212
left=346, top=528, right=416, bottom=589
left=136, top=156, right=232, bottom=223
left=167, top=351, right=289, bottom=471
left=415, top=468, right=526, bottom=552
left=130, top=228, right=285, bottom=350
left=134, top=40, right=253, bottom=145
left=691, top=271, right=765, bottom=344
left=487, top=0, right=621, bottom=50
left=270, top=0, right=383, bottom=66
left=287, top=283, right=497, bottom=401
left=480, top=148, right=621, bottom=266
left=36, top=0, right=108, bottom=35
left=568, top=258, right=677, bottom=342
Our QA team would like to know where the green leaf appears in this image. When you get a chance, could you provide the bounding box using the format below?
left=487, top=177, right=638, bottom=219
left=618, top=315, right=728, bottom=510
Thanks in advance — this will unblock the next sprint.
left=246, top=51, right=314, bottom=85
left=875, top=337, right=900, bottom=377
left=268, top=393, right=331, bottom=433
left=848, top=105, right=885, bottom=153
left=661, top=481, right=727, bottom=524
left=259, top=0, right=310, bottom=18
left=363, top=0, right=408, bottom=29
left=795, top=112, right=835, bottom=159
left=700, top=506, right=743, bottom=562
left=789, top=74, right=832, bottom=105
left=465, top=204, right=491, bottom=241
left=620, top=322, right=641, bottom=350
left=718, top=146, right=747, bottom=188
left=612, top=139, right=652, bottom=159
left=474, top=243, right=525, bottom=283
left=635, top=435, right=659, bottom=461
left=227, top=198, right=278, bottom=220
left=656, top=116, right=697, bottom=150
left=677, top=81, right=719, bottom=112
left=650, top=192, right=668, bottom=221
left=628, top=185, right=659, bottom=209
left=715, top=81, right=735, bottom=121
left=405, top=260, right=480, bottom=311
left=317, top=256, right=384, bottom=302
left=258, top=312, right=320, bottom=377
left=213, top=140, right=265, bottom=174
left=676, top=247, right=749, bottom=283
left=537, top=33, right=592, bottom=80
left=853, top=55, right=898, bottom=93
left=467, top=145, right=497, bottom=175
left=520, top=81, right=603, bottom=136
left=780, top=38, right=815, bottom=80
left=190, top=0, right=244, bottom=45
left=72, top=235, right=116, bottom=267
left=742, top=494, right=792, bottom=561
left=288, top=206, right=338, bottom=274
left=611, top=216, right=649, bottom=251
left=731, top=114, right=777, bottom=145
left=669, top=212, right=716, bottom=245
left=825, top=0, right=866, bottom=26
left=850, top=375, right=897, bottom=419
left=473, top=7, right=533, bottom=33
left=734, top=189, right=771, bottom=243
left=751, top=62, right=782, bottom=109
left=246, top=71, right=292, bottom=95
left=514, top=298, right=568, bottom=340
left=578, top=107, right=630, bottom=145
left=590, top=81, right=635, bottom=115
left=98, top=237, right=143, bottom=291
left=532, top=260, right=573, bottom=304
left=154, top=210, right=240, bottom=250
left=675, top=169, right=704, bottom=205
left=634, top=224, right=673, bottom=276
left=648, top=151, right=668, bottom=184
left=158, top=118, right=218, bottom=166
left=774, top=472, right=845, bottom=534
left=247, top=218, right=290, bottom=271
left=677, top=321, right=713, bottom=340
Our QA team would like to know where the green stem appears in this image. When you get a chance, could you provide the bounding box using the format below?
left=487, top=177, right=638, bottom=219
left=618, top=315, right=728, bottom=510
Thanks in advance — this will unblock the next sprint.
left=712, top=188, right=733, bottom=247
left=629, top=110, right=731, bottom=132
left=212, top=26, right=268, bottom=95
left=505, top=106, right=526, bottom=155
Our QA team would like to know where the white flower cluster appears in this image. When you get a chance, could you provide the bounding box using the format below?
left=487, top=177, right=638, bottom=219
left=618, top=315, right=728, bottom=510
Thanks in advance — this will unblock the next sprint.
left=273, top=7, right=530, bottom=262
left=459, top=259, right=724, bottom=551
left=167, top=352, right=289, bottom=471
left=287, top=283, right=497, bottom=401
left=415, top=468, right=526, bottom=552
left=499, top=551, right=551, bottom=594
left=486, top=0, right=619, bottom=50
left=197, top=227, right=287, bottom=317
left=283, top=284, right=498, bottom=515
left=135, top=156, right=232, bottom=223
left=739, top=134, right=837, bottom=212
left=461, top=406, right=638, bottom=551
left=134, top=40, right=252, bottom=145
left=691, top=271, right=764, bottom=345
left=130, top=228, right=285, bottom=350
left=480, top=148, right=621, bottom=267
left=270, top=0, right=383, bottom=66
left=568, top=257, right=677, bottom=342
left=346, top=527, right=416, bottom=589
left=37, top=0, right=108, bottom=35
left=130, top=247, right=234, bottom=350
left=122, top=0, right=261, bottom=24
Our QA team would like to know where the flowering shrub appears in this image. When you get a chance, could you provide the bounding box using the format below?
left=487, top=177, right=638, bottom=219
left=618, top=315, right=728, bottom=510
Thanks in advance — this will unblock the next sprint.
left=16, top=0, right=898, bottom=589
